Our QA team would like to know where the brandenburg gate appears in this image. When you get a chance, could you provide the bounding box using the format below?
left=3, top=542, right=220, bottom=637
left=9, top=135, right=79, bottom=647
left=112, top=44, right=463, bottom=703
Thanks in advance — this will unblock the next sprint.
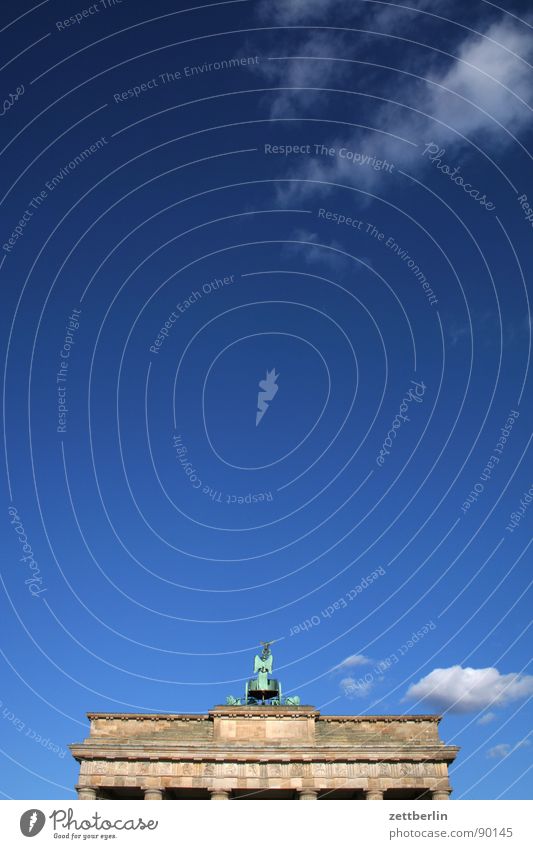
left=70, top=643, right=458, bottom=800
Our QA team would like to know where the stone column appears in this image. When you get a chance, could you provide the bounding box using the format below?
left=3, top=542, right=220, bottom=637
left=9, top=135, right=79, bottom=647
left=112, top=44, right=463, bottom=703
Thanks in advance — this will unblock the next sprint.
left=365, top=790, right=384, bottom=800
left=210, top=789, right=231, bottom=800
left=432, top=790, right=450, bottom=800
left=297, top=789, right=318, bottom=799
left=144, top=788, right=164, bottom=800
left=76, top=786, right=97, bottom=800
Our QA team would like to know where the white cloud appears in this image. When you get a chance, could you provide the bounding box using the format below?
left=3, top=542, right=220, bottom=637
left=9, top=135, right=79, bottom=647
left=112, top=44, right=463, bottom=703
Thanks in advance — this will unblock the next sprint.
left=487, top=743, right=512, bottom=759
left=448, top=322, right=471, bottom=347
left=487, top=739, right=530, bottom=759
left=256, top=30, right=354, bottom=118
left=255, top=1, right=440, bottom=120
left=431, top=20, right=533, bottom=141
left=336, top=653, right=372, bottom=670
left=283, top=227, right=348, bottom=270
left=260, top=0, right=456, bottom=28
left=259, top=0, right=348, bottom=26
left=403, top=666, right=533, bottom=713
left=340, top=675, right=374, bottom=698
left=477, top=711, right=497, bottom=725
left=338, top=653, right=378, bottom=698
left=255, top=16, right=533, bottom=199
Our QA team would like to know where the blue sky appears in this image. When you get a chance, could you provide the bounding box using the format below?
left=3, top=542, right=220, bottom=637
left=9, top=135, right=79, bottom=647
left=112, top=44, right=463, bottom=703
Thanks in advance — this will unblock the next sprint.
left=1, top=0, right=532, bottom=800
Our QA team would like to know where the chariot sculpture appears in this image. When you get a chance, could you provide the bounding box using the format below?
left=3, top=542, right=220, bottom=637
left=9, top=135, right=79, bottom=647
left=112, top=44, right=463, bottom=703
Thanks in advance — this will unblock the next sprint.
left=226, top=641, right=301, bottom=706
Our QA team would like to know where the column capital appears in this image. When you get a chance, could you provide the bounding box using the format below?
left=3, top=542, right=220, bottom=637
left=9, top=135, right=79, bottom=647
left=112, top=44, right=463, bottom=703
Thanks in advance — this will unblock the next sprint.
left=210, top=789, right=231, bottom=800
left=76, top=785, right=97, bottom=800
left=143, top=788, right=164, bottom=800
left=297, top=789, right=318, bottom=799
left=365, top=789, right=384, bottom=800
left=431, top=790, right=451, bottom=800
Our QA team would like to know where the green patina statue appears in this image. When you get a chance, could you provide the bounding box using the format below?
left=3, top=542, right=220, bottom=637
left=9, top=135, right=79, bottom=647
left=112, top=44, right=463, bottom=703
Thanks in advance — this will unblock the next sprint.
left=226, top=642, right=301, bottom=706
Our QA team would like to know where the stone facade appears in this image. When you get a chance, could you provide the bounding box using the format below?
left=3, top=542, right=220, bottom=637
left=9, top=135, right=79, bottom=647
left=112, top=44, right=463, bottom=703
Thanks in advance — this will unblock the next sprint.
left=70, top=706, right=458, bottom=800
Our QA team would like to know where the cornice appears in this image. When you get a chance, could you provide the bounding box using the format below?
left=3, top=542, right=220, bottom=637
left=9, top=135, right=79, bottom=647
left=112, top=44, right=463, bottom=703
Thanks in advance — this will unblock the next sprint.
left=86, top=711, right=442, bottom=723
left=318, top=715, right=442, bottom=723
left=87, top=713, right=209, bottom=721
left=69, top=743, right=460, bottom=762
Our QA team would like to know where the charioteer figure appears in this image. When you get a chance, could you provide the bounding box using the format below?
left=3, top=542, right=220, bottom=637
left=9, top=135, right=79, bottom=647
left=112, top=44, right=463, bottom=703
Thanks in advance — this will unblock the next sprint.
left=226, top=641, right=300, bottom=706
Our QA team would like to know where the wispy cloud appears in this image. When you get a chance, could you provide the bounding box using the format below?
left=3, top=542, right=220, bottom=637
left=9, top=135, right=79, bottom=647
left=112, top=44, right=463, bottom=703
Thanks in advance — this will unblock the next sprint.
left=260, top=0, right=459, bottom=28
left=340, top=675, right=375, bottom=698
left=432, top=19, right=533, bottom=141
left=259, top=0, right=342, bottom=26
left=253, top=11, right=533, bottom=199
left=337, top=653, right=375, bottom=697
left=258, top=32, right=354, bottom=118
left=336, top=652, right=372, bottom=670
left=447, top=311, right=529, bottom=349
left=282, top=227, right=349, bottom=270
left=487, top=739, right=530, bottom=759
left=477, top=711, right=497, bottom=725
